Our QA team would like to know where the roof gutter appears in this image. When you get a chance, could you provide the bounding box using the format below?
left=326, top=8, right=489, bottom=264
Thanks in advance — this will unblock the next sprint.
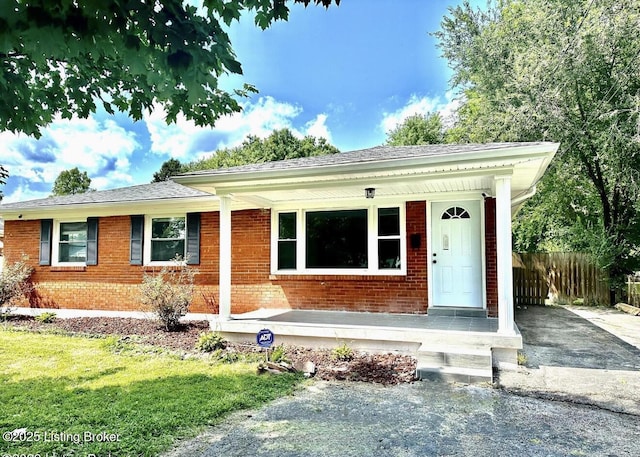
left=511, top=185, right=537, bottom=208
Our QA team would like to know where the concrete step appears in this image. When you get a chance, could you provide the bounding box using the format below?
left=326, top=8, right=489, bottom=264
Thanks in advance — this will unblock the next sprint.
left=417, top=366, right=494, bottom=384
left=416, top=344, right=493, bottom=383
left=427, top=307, right=488, bottom=318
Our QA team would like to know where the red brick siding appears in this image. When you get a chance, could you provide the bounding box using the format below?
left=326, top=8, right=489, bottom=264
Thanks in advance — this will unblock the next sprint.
left=231, top=209, right=270, bottom=284
left=6, top=201, right=502, bottom=315
left=228, top=203, right=428, bottom=314
left=4, top=216, right=220, bottom=313
left=484, top=198, right=498, bottom=317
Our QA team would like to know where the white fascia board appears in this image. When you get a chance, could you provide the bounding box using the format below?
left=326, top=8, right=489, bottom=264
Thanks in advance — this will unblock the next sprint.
left=0, top=196, right=219, bottom=221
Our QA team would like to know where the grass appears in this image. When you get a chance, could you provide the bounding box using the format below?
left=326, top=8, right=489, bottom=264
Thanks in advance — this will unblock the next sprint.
left=517, top=350, right=528, bottom=366
left=0, top=330, right=302, bottom=456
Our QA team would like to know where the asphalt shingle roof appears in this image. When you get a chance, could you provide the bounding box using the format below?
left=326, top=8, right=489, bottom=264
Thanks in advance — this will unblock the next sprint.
left=0, top=180, right=212, bottom=211
left=176, top=142, right=544, bottom=177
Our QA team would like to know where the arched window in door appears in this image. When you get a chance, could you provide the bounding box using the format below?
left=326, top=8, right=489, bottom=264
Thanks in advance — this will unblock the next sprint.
left=441, top=206, right=470, bottom=220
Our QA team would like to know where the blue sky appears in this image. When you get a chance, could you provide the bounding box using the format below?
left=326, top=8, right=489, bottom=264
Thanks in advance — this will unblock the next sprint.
left=1, top=1, right=479, bottom=204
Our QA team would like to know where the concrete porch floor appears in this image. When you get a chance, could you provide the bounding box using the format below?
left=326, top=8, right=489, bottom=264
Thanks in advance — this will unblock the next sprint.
left=211, top=309, right=522, bottom=383
left=259, top=309, right=499, bottom=332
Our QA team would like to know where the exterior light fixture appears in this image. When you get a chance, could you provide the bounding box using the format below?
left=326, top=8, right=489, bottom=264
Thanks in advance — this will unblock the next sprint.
left=365, top=188, right=376, bottom=199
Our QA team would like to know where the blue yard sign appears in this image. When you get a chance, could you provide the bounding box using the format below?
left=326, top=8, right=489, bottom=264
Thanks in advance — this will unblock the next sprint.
left=256, top=328, right=275, bottom=348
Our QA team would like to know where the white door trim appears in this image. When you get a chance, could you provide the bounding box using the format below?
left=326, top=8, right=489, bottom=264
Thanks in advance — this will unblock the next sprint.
left=427, top=198, right=486, bottom=309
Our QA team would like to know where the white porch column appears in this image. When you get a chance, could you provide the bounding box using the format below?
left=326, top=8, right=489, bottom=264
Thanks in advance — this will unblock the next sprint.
left=495, top=176, right=515, bottom=334
left=219, top=195, right=232, bottom=320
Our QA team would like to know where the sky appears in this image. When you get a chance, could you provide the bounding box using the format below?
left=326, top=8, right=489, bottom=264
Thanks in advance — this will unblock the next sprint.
left=0, top=1, right=481, bottom=204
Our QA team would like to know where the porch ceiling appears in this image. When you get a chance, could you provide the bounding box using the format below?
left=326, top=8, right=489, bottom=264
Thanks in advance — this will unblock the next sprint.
left=232, top=175, right=494, bottom=207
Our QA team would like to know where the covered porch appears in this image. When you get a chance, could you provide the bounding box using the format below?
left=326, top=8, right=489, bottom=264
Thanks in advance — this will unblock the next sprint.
left=174, top=143, right=559, bottom=381
left=211, top=308, right=522, bottom=383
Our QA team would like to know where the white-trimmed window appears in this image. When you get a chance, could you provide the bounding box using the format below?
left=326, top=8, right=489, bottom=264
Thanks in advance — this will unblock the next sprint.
left=53, top=221, right=87, bottom=265
left=277, top=212, right=297, bottom=270
left=272, top=205, right=406, bottom=275
left=145, top=216, right=186, bottom=264
left=377, top=207, right=401, bottom=269
left=46, top=218, right=98, bottom=267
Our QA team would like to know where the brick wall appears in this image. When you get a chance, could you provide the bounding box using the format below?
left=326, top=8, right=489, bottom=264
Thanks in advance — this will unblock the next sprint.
left=5, top=198, right=498, bottom=316
left=4, top=215, right=220, bottom=313
left=227, top=204, right=429, bottom=314
left=484, top=197, right=498, bottom=317
left=4, top=204, right=429, bottom=314
left=4, top=199, right=501, bottom=316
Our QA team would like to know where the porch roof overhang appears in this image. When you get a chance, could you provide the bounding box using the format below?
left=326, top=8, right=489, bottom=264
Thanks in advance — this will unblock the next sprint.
left=174, top=142, right=559, bottom=212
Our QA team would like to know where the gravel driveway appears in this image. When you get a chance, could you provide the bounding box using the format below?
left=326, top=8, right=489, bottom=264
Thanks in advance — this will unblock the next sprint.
left=165, top=380, right=639, bottom=457
left=165, top=305, right=640, bottom=457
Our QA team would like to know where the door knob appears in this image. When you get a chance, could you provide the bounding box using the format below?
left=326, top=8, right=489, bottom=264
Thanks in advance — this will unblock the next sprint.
left=432, top=260, right=437, bottom=264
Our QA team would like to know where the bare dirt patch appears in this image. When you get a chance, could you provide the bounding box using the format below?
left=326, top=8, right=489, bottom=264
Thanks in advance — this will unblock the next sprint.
left=4, top=315, right=417, bottom=385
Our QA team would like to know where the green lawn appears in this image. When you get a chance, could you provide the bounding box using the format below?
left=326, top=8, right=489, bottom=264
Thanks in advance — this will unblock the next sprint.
left=0, top=330, right=301, bottom=456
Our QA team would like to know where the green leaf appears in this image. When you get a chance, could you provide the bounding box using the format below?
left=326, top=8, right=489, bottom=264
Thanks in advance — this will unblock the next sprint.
left=222, top=56, right=243, bottom=75
left=0, top=0, right=341, bottom=137
left=102, top=100, right=114, bottom=115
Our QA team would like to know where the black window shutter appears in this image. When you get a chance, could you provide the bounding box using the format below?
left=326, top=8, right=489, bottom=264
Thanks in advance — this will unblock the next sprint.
left=186, top=212, right=201, bottom=265
left=86, top=217, right=99, bottom=266
left=130, top=215, right=144, bottom=265
left=39, top=219, right=53, bottom=266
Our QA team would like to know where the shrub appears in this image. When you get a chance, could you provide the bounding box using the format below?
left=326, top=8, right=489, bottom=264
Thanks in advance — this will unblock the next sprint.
left=332, top=343, right=354, bottom=361
left=269, top=345, right=290, bottom=363
left=0, top=260, right=33, bottom=317
left=35, top=312, right=57, bottom=323
left=139, top=259, right=198, bottom=331
left=196, top=332, right=227, bottom=352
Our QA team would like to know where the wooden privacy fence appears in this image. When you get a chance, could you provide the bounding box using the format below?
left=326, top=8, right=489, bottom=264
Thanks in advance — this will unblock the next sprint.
left=513, top=252, right=610, bottom=306
left=628, top=274, right=640, bottom=307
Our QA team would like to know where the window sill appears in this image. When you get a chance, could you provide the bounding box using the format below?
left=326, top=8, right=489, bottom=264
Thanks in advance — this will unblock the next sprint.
left=142, top=264, right=187, bottom=272
left=50, top=266, right=87, bottom=272
left=269, top=273, right=406, bottom=281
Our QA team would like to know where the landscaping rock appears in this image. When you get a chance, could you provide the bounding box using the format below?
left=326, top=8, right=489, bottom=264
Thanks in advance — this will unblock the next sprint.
left=294, top=360, right=316, bottom=377
left=615, top=303, right=640, bottom=316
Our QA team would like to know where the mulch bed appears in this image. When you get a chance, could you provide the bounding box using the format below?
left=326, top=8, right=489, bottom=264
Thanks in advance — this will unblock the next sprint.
left=4, top=315, right=417, bottom=385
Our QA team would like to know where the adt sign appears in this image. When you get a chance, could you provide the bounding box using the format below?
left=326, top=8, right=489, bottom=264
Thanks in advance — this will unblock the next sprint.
left=256, top=328, right=275, bottom=348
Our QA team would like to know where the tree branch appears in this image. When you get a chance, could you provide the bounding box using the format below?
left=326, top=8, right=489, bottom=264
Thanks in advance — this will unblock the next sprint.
left=574, top=82, right=613, bottom=232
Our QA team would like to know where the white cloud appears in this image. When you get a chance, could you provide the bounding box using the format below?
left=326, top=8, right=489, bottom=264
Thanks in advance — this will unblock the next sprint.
left=144, top=96, right=333, bottom=158
left=1, top=183, right=47, bottom=204
left=380, top=92, right=463, bottom=134
left=1, top=95, right=335, bottom=203
left=212, top=96, right=304, bottom=149
left=47, top=118, right=135, bottom=169
left=1, top=115, right=140, bottom=202
left=303, top=114, right=332, bottom=142
left=143, top=107, right=205, bottom=158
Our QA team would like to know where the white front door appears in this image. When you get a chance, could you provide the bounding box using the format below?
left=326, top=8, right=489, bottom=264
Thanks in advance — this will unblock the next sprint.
left=431, top=200, right=483, bottom=308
